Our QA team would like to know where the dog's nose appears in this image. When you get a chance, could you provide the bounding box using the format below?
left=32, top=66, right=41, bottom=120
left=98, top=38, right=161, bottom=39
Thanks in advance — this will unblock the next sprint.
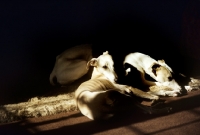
left=114, top=76, right=118, bottom=82
left=168, top=76, right=173, bottom=81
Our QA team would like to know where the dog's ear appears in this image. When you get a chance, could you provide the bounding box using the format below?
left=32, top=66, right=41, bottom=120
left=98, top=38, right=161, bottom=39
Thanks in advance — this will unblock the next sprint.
left=86, top=58, right=98, bottom=70
left=158, top=59, right=165, bottom=64
left=158, top=59, right=173, bottom=72
left=151, top=63, right=161, bottom=76
left=103, top=51, right=109, bottom=55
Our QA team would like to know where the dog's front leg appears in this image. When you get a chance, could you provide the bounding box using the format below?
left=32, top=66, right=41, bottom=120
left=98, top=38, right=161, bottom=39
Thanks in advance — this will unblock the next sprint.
left=149, top=86, right=178, bottom=97
left=113, top=83, right=159, bottom=100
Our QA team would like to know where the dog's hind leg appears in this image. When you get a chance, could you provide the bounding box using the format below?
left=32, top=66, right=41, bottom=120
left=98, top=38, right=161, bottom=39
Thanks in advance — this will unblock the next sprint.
left=113, top=84, right=159, bottom=100
left=149, top=85, right=179, bottom=97
left=129, top=87, right=159, bottom=100
left=148, top=90, right=178, bottom=97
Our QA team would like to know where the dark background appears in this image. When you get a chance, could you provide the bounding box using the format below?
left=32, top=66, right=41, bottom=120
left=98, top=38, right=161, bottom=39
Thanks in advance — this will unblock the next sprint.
left=0, top=0, right=200, bottom=104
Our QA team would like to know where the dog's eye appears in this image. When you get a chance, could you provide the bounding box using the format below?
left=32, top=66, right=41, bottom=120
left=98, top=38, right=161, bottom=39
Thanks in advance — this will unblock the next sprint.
left=168, top=76, right=173, bottom=81
left=103, top=65, right=107, bottom=69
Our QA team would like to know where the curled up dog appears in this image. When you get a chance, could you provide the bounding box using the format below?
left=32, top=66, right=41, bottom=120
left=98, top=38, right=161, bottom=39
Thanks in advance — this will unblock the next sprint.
left=49, top=44, right=93, bottom=86
left=75, top=51, right=171, bottom=120
left=123, top=52, right=182, bottom=97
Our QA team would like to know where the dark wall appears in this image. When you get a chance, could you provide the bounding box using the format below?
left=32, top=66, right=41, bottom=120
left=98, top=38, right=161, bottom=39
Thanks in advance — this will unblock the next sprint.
left=1, top=0, right=199, bottom=104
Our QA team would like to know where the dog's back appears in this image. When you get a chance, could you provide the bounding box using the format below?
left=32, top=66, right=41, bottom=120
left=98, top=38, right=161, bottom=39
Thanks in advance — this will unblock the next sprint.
left=124, top=52, right=157, bottom=74
left=75, top=78, right=115, bottom=98
left=49, top=44, right=93, bottom=86
left=75, top=77, right=130, bottom=120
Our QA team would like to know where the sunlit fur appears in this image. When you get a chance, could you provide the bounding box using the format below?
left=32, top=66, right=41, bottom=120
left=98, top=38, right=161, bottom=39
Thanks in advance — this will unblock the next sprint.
left=86, top=51, right=118, bottom=83
left=75, top=51, right=164, bottom=120
left=49, top=44, right=92, bottom=86
left=124, top=52, right=181, bottom=96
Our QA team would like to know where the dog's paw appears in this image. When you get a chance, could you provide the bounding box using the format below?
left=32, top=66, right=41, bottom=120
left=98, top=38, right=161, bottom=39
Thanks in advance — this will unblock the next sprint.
left=155, top=81, right=182, bottom=92
left=158, top=90, right=179, bottom=97
left=152, top=95, right=160, bottom=100
left=185, top=85, right=200, bottom=92
left=184, top=86, right=193, bottom=92
left=149, top=89, right=179, bottom=97
left=124, top=87, right=132, bottom=94
left=155, top=82, right=162, bottom=86
left=172, top=86, right=182, bottom=94
left=148, top=90, right=166, bottom=97
left=190, top=77, right=200, bottom=83
left=166, top=91, right=178, bottom=97
left=185, top=78, right=200, bottom=92
left=146, top=92, right=160, bottom=100
left=167, top=93, right=178, bottom=97
left=114, top=84, right=132, bottom=94
left=150, top=85, right=173, bottom=91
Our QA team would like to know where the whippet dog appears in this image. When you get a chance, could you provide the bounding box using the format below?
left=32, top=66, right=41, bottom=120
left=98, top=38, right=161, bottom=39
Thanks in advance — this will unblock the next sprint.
left=49, top=44, right=181, bottom=97
left=124, top=52, right=181, bottom=97
left=49, top=44, right=93, bottom=86
left=75, top=51, right=171, bottom=120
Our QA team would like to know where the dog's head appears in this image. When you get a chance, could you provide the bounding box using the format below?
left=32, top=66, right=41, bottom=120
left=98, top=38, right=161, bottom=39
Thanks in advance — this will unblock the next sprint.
left=87, top=51, right=118, bottom=82
left=151, top=60, right=173, bottom=83
left=151, top=60, right=182, bottom=92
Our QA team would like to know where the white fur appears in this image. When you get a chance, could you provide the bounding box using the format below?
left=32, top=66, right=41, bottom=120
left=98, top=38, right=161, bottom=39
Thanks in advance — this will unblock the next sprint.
left=124, top=52, right=181, bottom=96
left=75, top=51, right=160, bottom=120
left=49, top=44, right=92, bottom=85
left=86, top=51, right=118, bottom=83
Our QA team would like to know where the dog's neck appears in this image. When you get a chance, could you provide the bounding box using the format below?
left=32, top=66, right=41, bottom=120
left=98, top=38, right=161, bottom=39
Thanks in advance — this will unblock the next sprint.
left=91, top=67, right=107, bottom=80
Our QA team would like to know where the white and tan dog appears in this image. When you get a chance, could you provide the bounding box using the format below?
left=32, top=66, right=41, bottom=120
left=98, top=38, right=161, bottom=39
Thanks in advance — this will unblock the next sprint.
left=75, top=51, right=171, bottom=120
left=124, top=52, right=181, bottom=97
left=49, top=44, right=93, bottom=86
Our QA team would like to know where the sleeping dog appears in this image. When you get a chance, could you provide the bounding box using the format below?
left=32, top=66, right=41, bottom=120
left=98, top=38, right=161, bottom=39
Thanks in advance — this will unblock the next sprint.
left=49, top=44, right=182, bottom=97
left=75, top=51, right=171, bottom=120
left=123, top=52, right=182, bottom=97
left=49, top=44, right=92, bottom=86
